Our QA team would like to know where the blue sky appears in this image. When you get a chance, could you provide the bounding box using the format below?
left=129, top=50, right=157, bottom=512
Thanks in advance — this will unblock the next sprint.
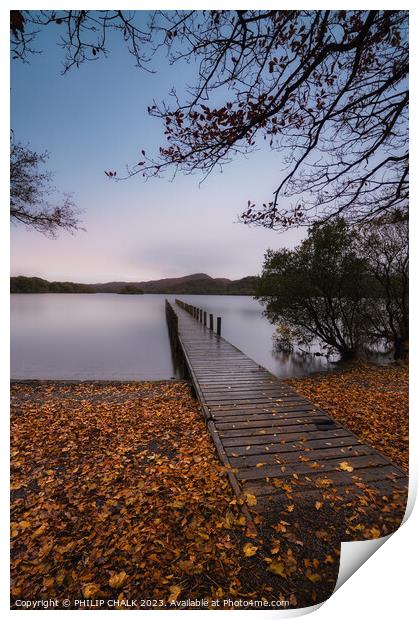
left=10, top=14, right=305, bottom=283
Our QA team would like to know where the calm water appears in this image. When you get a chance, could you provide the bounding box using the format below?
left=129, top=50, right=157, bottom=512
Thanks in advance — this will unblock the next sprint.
left=10, top=294, right=333, bottom=380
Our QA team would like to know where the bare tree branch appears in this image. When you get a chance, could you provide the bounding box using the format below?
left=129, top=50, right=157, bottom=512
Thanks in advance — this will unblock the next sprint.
left=10, top=136, right=82, bottom=237
left=132, top=11, right=408, bottom=230
left=11, top=10, right=409, bottom=229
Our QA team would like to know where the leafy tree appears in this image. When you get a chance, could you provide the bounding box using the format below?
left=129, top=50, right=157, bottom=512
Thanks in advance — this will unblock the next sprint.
left=10, top=137, right=81, bottom=237
left=11, top=10, right=408, bottom=230
left=258, top=218, right=409, bottom=360
left=257, top=220, right=369, bottom=360
left=359, top=219, right=408, bottom=359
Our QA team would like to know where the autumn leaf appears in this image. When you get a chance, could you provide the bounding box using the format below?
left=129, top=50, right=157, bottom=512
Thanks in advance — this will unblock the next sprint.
left=315, top=477, right=333, bottom=487
left=178, top=559, right=198, bottom=573
left=33, top=524, right=47, bottom=538
left=11, top=482, right=25, bottom=491
left=267, top=559, right=286, bottom=577
left=43, top=577, right=54, bottom=589
left=244, top=493, right=257, bottom=506
left=339, top=461, right=354, bottom=472
left=315, top=501, right=323, bottom=510
left=83, top=583, right=99, bottom=598
left=109, top=571, right=128, bottom=589
left=243, top=542, right=258, bottom=557
left=168, top=585, right=182, bottom=603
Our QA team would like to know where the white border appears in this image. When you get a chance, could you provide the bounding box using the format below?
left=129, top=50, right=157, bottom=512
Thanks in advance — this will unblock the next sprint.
left=3, top=2, right=418, bottom=618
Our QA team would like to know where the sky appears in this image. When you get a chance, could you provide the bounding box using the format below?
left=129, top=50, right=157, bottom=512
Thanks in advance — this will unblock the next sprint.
left=10, top=13, right=306, bottom=283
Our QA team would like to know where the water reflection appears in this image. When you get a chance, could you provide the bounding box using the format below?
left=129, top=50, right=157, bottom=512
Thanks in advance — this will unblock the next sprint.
left=11, top=293, right=335, bottom=381
left=11, top=294, right=176, bottom=380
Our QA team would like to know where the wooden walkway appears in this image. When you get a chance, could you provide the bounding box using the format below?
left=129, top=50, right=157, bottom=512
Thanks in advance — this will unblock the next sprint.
left=166, top=300, right=408, bottom=522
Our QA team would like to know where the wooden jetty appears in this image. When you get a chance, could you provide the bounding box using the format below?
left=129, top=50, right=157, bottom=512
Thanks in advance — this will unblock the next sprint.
left=166, top=299, right=408, bottom=523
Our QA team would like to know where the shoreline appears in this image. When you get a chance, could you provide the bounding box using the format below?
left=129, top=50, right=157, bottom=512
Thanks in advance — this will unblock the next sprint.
left=10, top=378, right=180, bottom=385
left=10, top=358, right=407, bottom=386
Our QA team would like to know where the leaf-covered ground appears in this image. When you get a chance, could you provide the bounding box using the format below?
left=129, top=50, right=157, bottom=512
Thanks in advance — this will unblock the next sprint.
left=11, top=378, right=408, bottom=610
left=285, top=363, right=408, bottom=471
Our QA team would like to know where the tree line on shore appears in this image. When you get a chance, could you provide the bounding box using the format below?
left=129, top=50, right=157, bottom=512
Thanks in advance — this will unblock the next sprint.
left=10, top=274, right=258, bottom=296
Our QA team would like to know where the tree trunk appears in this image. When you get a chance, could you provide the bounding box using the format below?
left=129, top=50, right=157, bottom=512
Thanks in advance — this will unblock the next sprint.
left=394, top=338, right=409, bottom=360
left=338, top=348, right=358, bottom=362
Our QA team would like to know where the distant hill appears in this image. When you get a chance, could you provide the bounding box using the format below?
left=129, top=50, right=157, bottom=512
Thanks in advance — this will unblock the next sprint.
left=10, top=273, right=259, bottom=295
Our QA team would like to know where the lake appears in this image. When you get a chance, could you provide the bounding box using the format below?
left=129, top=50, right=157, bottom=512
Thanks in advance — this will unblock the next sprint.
left=10, top=294, right=333, bottom=380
